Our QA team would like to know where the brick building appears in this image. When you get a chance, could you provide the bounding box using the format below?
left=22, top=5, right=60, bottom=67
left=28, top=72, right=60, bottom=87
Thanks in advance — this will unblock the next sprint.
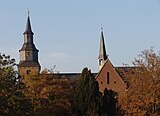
left=96, top=29, right=127, bottom=97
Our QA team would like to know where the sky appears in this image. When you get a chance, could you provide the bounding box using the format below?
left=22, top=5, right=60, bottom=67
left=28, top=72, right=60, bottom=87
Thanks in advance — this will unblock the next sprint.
left=0, top=0, right=160, bottom=73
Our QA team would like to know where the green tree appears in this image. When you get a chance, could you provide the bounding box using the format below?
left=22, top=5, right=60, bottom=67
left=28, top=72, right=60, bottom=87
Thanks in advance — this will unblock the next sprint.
left=74, top=67, right=101, bottom=116
left=101, top=88, right=118, bottom=116
left=0, top=53, right=33, bottom=115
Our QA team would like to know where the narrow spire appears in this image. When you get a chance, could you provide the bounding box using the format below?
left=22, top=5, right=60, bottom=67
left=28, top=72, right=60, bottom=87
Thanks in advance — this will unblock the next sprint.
left=99, top=28, right=107, bottom=61
left=23, top=10, right=34, bottom=35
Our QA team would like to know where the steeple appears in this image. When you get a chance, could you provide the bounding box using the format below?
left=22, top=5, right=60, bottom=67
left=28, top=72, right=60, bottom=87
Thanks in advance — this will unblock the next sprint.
left=18, top=11, right=41, bottom=76
left=98, top=28, right=108, bottom=71
left=23, top=11, right=34, bottom=35
left=99, top=28, right=107, bottom=60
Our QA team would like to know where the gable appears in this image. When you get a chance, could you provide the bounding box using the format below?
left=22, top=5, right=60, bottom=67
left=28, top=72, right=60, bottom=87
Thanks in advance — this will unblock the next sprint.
left=96, top=59, right=126, bottom=96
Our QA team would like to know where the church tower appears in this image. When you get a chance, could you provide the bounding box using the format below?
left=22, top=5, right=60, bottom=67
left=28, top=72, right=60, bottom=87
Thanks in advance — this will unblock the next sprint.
left=98, top=28, right=108, bottom=71
left=18, top=12, right=41, bottom=76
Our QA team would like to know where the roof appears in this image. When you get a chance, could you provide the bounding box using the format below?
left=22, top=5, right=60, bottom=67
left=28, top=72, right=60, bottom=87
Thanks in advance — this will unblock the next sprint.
left=19, top=43, right=39, bottom=51
left=18, top=61, right=40, bottom=67
left=98, top=31, right=107, bottom=60
left=52, top=66, right=135, bottom=82
left=49, top=66, right=135, bottom=81
left=20, top=14, right=39, bottom=52
left=23, top=16, right=34, bottom=35
left=96, top=58, right=135, bottom=82
left=45, top=73, right=97, bottom=79
left=115, top=67, right=136, bottom=82
left=58, top=73, right=81, bottom=78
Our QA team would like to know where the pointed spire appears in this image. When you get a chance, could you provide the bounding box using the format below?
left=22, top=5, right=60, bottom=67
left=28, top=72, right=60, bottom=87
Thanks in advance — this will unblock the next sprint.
left=23, top=10, right=34, bottom=35
left=98, top=28, right=108, bottom=61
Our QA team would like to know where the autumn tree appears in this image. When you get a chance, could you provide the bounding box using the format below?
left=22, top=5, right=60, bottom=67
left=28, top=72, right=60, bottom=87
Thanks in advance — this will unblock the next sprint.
left=23, top=72, right=76, bottom=115
left=0, top=53, right=33, bottom=115
left=121, top=48, right=160, bottom=115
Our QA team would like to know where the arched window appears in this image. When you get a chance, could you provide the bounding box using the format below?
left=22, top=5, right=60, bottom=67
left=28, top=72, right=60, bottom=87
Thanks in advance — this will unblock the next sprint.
left=99, top=59, right=103, bottom=65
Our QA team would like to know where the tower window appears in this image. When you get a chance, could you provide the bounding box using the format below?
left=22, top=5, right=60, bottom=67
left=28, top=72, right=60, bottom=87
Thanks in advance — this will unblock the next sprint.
left=26, top=70, right=31, bottom=75
left=99, top=60, right=103, bottom=65
left=107, top=72, right=110, bottom=84
left=27, top=52, right=31, bottom=56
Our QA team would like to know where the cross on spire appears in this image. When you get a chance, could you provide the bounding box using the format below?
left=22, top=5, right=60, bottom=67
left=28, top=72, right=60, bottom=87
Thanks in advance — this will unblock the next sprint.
left=27, top=7, right=30, bottom=17
left=101, top=24, right=103, bottom=32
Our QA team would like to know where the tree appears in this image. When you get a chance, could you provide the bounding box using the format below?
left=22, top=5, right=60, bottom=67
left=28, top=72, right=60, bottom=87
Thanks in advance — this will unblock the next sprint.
left=121, top=48, right=160, bottom=115
left=74, top=67, right=101, bottom=116
left=101, top=88, right=118, bottom=116
left=0, top=53, right=33, bottom=115
left=23, top=73, right=76, bottom=115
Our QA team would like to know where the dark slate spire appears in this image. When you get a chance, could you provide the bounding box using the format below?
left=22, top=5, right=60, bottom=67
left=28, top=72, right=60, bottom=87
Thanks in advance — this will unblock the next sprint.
left=23, top=11, right=34, bottom=35
left=20, top=11, right=38, bottom=51
left=98, top=28, right=108, bottom=61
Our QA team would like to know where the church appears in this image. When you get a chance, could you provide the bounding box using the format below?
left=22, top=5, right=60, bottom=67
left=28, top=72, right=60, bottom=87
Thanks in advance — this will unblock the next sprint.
left=17, top=13, right=127, bottom=96
left=17, top=12, right=41, bottom=76
left=96, top=29, right=127, bottom=97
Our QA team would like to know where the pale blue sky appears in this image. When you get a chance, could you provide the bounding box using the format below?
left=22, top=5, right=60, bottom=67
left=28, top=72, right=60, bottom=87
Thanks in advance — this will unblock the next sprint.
left=0, top=0, right=160, bottom=72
